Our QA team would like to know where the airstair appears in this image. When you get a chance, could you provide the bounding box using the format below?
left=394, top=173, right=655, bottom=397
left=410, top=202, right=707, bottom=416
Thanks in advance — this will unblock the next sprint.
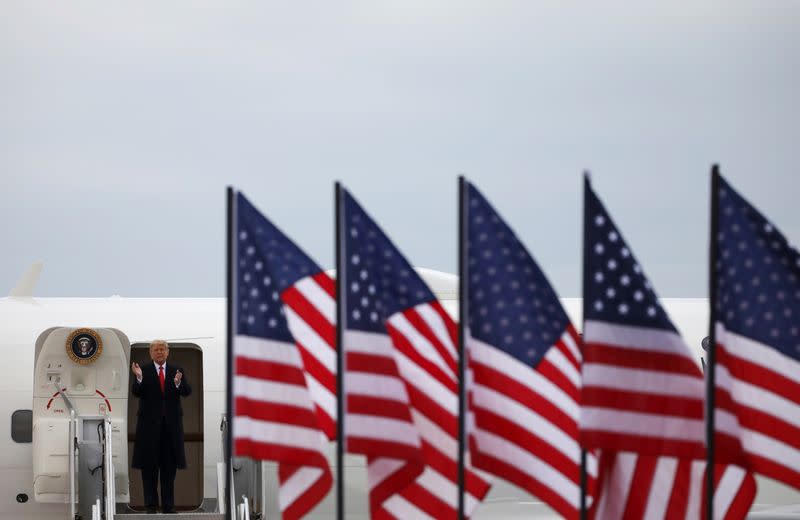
left=53, top=384, right=255, bottom=520
left=114, top=416, right=256, bottom=520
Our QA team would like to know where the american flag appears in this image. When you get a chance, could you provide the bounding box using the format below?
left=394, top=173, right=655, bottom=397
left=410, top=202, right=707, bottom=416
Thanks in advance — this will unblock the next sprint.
left=463, top=181, right=596, bottom=518
left=233, top=192, right=336, bottom=519
left=582, top=178, right=755, bottom=519
left=591, top=452, right=754, bottom=519
left=713, top=174, right=800, bottom=491
left=341, top=188, right=491, bottom=519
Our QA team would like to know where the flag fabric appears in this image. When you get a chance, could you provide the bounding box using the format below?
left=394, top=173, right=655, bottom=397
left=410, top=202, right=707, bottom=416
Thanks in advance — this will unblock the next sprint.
left=713, top=174, right=800, bottom=491
left=233, top=192, right=336, bottom=519
left=591, top=452, right=755, bottom=520
left=581, top=179, right=707, bottom=458
left=582, top=178, right=755, bottom=519
left=463, top=181, right=596, bottom=518
left=341, top=188, right=491, bottom=519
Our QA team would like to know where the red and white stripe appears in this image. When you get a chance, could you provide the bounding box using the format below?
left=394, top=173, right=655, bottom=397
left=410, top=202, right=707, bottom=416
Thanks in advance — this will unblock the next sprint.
left=233, top=271, right=339, bottom=519
left=582, top=319, right=756, bottom=518
left=232, top=334, right=332, bottom=520
left=281, top=272, right=338, bottom=440
left=715, top=323, right=800, bottom=490
left=591, top=452, right=756, bottom=520
left=381, top=300, right=492, bottom=519
left=581, top=320, right=707, bottom=459
left=468, top=323, right=597, bottom=518
left=344, top=326, right=426, bottom=517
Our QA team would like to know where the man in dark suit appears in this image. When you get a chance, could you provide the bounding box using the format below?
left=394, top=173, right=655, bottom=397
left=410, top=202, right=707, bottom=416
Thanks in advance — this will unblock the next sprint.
left=131, top=340, right=192, bottom=514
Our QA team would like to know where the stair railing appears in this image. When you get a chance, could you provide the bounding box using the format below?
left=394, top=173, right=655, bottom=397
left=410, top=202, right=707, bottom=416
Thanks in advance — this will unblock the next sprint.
left=219, top=413, right=228, bottom=514
left=230, top=463, right=237, bottom=519
left=239, top=495, right=251, bottom=520
left=52, top=381, right=78, bottom=520
left=102, top=417, right=115, bottom=520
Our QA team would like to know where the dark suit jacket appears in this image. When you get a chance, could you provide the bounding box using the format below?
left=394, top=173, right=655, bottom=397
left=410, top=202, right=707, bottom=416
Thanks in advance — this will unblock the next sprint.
left=131, top=362, right=192, bottom=469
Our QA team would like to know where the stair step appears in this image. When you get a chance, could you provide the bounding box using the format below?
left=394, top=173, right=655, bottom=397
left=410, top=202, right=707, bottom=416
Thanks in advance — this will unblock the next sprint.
left=115, top=514, right=225, bottom=519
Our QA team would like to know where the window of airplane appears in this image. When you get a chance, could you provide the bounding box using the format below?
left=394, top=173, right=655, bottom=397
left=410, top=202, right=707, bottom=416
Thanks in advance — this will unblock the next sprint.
left=11, top=409, right=32, bottom=443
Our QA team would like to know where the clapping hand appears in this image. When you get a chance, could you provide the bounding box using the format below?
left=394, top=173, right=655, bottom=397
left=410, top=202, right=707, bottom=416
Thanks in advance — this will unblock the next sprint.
left=131, top=362, right=142, bottom=380
left=174, top=370, right=183, bottom=386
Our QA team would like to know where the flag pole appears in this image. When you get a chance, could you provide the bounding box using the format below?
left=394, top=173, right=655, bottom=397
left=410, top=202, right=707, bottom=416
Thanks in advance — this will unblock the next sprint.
left=225, top=187, right=234, bottom=520
left=706, top=164, right=721, bottom=520
left=580, top=172, right=591, bottom=520
left=335, top=181, right=345, bottom=520
left=457, top=176, right=468, bottom=520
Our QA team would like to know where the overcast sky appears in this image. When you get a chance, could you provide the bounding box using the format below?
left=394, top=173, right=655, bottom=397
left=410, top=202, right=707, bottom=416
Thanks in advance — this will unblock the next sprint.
left=2, top=2, right=798, bottom=297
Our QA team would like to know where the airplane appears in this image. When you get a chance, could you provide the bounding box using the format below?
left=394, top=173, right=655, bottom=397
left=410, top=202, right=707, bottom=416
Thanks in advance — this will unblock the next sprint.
left=2, top=264, right=798, bottom=519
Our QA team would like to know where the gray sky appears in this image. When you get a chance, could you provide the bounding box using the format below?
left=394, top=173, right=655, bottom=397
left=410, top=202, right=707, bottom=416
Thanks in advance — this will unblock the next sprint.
left=2, top=1, right=798, bottom=297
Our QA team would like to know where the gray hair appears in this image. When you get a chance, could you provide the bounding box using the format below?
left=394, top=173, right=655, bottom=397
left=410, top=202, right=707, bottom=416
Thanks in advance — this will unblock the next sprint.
left=149, top=339, right=169, bottom=350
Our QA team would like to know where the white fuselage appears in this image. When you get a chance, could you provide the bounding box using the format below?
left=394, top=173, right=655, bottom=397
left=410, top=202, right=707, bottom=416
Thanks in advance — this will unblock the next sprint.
left=1, top=294, right=798, bottom=519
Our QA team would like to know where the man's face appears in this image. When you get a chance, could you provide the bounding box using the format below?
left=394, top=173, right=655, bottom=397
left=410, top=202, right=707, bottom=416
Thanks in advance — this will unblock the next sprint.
left=149, top=342, right=169, bottom=364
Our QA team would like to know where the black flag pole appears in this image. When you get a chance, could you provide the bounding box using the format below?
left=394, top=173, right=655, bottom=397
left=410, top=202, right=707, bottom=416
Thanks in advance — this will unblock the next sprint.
left=335, top=181, right=345, bottom=520
left=225, top=187, right=234, bottom=520
left=457, top=176, right=468, bottom=520
left=579, top=172, right=592, bottom=520
left=706, top=164, right=721, bottom=520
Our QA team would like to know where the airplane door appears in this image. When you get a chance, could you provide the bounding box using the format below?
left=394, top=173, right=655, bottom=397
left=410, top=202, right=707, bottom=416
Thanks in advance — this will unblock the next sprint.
left=32, top=327, right=131, bottom=504
left=126, top=343, right=204, bottom=511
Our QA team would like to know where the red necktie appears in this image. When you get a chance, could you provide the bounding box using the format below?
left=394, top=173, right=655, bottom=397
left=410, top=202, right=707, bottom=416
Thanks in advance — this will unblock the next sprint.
left=159, top=365, right=165, bottom=393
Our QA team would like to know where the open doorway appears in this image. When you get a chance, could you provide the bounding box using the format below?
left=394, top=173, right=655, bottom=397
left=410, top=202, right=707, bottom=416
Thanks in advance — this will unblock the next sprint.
left=126, top=343, right=204, bottom=511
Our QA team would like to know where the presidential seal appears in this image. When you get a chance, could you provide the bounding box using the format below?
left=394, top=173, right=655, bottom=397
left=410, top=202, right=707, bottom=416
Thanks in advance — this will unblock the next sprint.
left=66, top=328, right=103, bottom=365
